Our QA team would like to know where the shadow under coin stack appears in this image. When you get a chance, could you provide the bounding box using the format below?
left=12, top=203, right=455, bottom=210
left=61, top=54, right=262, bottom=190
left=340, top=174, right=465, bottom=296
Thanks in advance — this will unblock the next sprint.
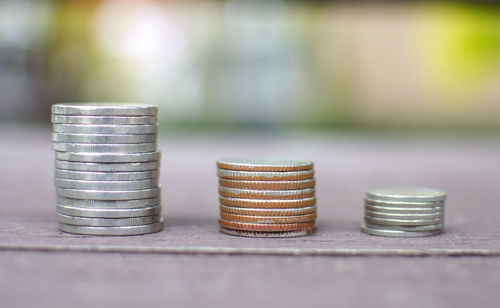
left=51, top=103, right=163, bottom=235
left=217, top=158, right=317, bottom=238
left=361, top=187, right=446, bottom=237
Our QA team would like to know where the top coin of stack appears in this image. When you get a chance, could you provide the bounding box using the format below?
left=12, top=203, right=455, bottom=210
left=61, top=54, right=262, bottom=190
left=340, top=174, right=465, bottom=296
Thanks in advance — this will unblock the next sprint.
left=51, top=103, right=163, bottom=236
left=217, top=158, right=317, bottom=238
left=361, top=187, right=446, bottom=237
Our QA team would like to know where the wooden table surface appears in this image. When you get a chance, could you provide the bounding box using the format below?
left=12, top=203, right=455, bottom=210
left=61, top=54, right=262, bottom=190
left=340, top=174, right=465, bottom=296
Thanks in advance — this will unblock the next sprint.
left=1, top=124, right=499, bottom=308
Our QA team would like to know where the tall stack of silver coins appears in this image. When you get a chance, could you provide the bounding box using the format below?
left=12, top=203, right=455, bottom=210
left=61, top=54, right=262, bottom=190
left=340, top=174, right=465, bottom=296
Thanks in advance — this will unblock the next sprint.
left=216, top=158, right=317, bottom=238
left=361, top=187, right=445, bottom=237
left=51, top=103, right=163, bottom=235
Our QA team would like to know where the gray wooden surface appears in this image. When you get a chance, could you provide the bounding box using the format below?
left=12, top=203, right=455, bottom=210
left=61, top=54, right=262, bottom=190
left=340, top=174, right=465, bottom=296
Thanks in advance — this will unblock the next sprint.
left=1, top=124, right=499, bottom=307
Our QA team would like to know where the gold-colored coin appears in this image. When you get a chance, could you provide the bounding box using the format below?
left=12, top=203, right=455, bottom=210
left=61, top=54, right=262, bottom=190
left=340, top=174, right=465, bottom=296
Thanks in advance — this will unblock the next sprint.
left=217, top=158, right=313, bottom=172
left=220, top=226, right=316, bottom=238
left=220, top=196, right=316, bottom=209
left=219, top=179, right=315, bottom=190
left=217, top=169, right=314, bottom=181
left=219, top=187, right=315, bottom=200
left=218, top=218, right=315, bottom=231
left=220, top=212, right=316, bottom=224
left=220, top=205, right=317, bottom=216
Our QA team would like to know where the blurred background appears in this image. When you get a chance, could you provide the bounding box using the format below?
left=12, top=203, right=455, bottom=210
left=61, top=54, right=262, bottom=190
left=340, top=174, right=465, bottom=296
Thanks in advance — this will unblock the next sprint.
left=1, top=0, right=499, bottom=131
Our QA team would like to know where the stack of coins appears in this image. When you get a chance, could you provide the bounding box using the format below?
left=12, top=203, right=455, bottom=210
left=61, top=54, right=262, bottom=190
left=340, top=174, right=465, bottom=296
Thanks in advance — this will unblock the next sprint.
left=216, top=158, right=317, bottom=238
left=361, top=187, right=446, bottom=237
left=51, top=103, right=163, bottom=236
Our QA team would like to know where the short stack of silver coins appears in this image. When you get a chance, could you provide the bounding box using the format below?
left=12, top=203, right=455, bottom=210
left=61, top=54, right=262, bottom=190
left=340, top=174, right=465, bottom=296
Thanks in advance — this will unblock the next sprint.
left=361, top=187, right=446, bottom=237
left=51, top=103, right=163, bottom=235
left=216, top=158, right=317, bottom=238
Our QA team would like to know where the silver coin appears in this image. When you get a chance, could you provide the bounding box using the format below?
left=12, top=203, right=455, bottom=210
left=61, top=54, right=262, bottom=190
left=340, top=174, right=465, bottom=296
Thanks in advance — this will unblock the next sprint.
left=56, top=151, right=161, bottom=163
left=52, top=115, right=157, bottom=125
left=55, top=160, right=160, bottom=172
left=364, top=222, right=443, bottom=232
left=365, top=199, right=444, bottom=208
left=59, top=219, right=164, bottom=236
left=366, top=187, right=446, bottom=202
left=219, top=187, right=315, bottom=199
left=364, top=215, right=442, bottom=226
left=56, top=187, right=161, bottom=200
left=361, top=223, right=441, bottom=237
left=53, top=124, right=157, bottom=134
left=56, top=196, right=160, bottom=209
left=57, top=213, right=162, bottom=226
left=364, top=210, right=443, bottom=220
left=217, top=157, right=313, bottom=172
left=364, top=204, right=443, bottom=214
left=54, top=178, right=159, bottom=190
left=55, top=169, right=158, bottom=181
left=56, top=204, right=162, bottom=218
left=52, top=103, right=158, bottom=116
left=52, top=133, right=156, bottom=144
left=217, top=169, right=314, bottom=181
left=52, top=142, right=157, bottom=153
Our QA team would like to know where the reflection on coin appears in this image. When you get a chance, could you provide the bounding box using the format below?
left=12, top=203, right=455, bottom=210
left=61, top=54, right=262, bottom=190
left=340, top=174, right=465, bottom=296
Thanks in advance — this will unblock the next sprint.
left=361, top=223, right=441, bottom=237
left=219, top=196, right=316, bottom=209
left=55, top=160, right=160, bottom=172
left=59, top=219, right=164, bottom=236
left=364, top=222, right=443, bottom=232
left=56, top=204, right=162, bottom=218
left=365, top=199, right=443, bottom=208
left=220, top=226, right=316, bottom=238
left=56, top=151, right=161, bottom=163
left=220, top=205, right=317, bottom=216
left=56, top=196, right=160, bottom=209
left=217, top=157, right=313, bottom=172
left=219, top=179, right=315, bottom=190
left=217, top=169, right=314, bottom=181
left=53, top=142, right=157, bottom=153
left=219, top=187, right=315, bottom=199
left=51, top=115, right=157, bottom=125
left=52, top=133, right=156, bottom=144
left=57, top=213, right=162, bottom=226
left=365, top=210, right=442, bottom=220
left=53, top=124, right=158, bottom=134
left=220, top=212, right=316, bottom=224
left=364, top=204, right=443, bottom=214
left=364, top=215, right=442, bottom=226
left=54, top=178, right=159, bottom=190
left=218, top=218, right=315, bottom=231
left=52, top=103, right=158, bottom=116
left=55, top=169, right=159, bottom=181
left=366, top=187, right=446, bottom=203
left=56, top=187, right=161, bottom=200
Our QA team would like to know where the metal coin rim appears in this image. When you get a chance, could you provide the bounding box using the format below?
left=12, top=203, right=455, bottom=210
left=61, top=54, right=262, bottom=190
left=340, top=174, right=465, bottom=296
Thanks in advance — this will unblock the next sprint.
left=55, top=187, right=161, bottom=200
left=55, top=169, right=159, bottom=181
left=366, top=187, right=447, bottom=202
left=54, top=178, right=159, bottom=190
left=364, top=210, right=443, bottom=220
left=51, top=115, right=157, bottom=125
left=219, top=187, right=315, bottom=200
left=217, top=169, right=314, bottom=181
left=53, top=124, right=158, bottom=134
left=220, top=212, right=317, bottom=224
left=364, top=222, right=443, bottom=232
left=55, top=151, right=161, bottom=163
left=57, top=213, right=162, bottom=226
left=56, top=196, right=160, bottom=209
left=59, top=219, right=164, bottom=236
left=365, top=199, right=444, bottom=208
left=52, top=133, right=157, bottom=144
left=217, top=157, right=313, bottom=172
left=52, top=104, right=158, bottom=116
left=220, top=205, right=317, bottom=216
left=219, top=196, right=316, bottom=209
left=220, top=226, right=316, bottom=238
left=360, top=223, right=442, bottom=237
left=56, top=204, right=162, bottom=218
left=218, top=218, right=315, bottom=231
left=364, top=204, right=443, bottom=214
left=218, top=178, right=315, bottom=190
left=52, top=142, right=157, bottom=153
left=55, top=160, right=160, bottom=172
left=364, top=215, right=443, bottom=226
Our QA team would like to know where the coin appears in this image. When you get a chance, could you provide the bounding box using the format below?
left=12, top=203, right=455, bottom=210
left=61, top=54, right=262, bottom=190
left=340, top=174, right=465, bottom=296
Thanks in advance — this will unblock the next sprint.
left=217, top=169, right=314, bottom=181
left=219, top=187, right=315, bottom=200
left=219, top=179, right=315, bottom=190
left=219, top=196, right=316, bottom=209
left=364, top=210, right=443, bottom=220
left=364, top=215, right=442, bottom=226
left=217, top=157, right=313, bottom=172
left=366, top=187, right=446, bottom=203
left=53, top=124, right=158, bottom=134
left=360, top=223, right=441, bottom=237
left=54, top=178, right=159, bottom=190
left=220, top=212, right=316, bottom=224
left=55, top=160, right=160, bottom=172
left=365, top=199, right=443, bottom=208
left=59, top=219, right=164, bottom=236
left=57, top=196, right=160, bottom=209
left=220, top=205, right=316, bottom=216
left=56, top=151, right=161, bottom=163
left=218, top=219, right=315, bottom=231
left=52, top=133, right=156, bottom=144
left=52, top=142, right=157, bottom=153
left=51, top=115, right=157, bottom=125
left=52, top=103, right=158, bottom=116
left=220, top=226, right=316, bottom=238
left=55, top=169, right=159, bottom=181
left=364, top=204, right=443, bottom=214
left=55, top=187, right=161, bottom=200
left=57, top=213, right=162, bottom=226
left=364, top=222, right=443, bottom=232
left=56, top=204, right=162, bottom=218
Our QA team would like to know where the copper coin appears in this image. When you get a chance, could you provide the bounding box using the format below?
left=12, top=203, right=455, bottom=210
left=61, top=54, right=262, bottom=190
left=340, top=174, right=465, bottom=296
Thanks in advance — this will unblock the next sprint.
left=220, top=196, right=316, bottom=209
left=220, top=212, right=316, bottom=224
left=217, top=169, right=314, bottom=181
left=219, top=178, right=315, bottom=190
left=219, top=187, right=315, bottom=200
left=220, top=226, right=316, bottom=238
left=220, top=205, right=317, bottom=216
left=217, top=157, right=313, bottom=172
left=218, top=218, right=315, bottom=231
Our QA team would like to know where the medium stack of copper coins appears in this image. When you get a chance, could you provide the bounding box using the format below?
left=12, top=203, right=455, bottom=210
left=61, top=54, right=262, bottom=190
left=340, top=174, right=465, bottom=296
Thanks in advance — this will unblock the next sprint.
left=216, top=158, right=317, bottom=238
